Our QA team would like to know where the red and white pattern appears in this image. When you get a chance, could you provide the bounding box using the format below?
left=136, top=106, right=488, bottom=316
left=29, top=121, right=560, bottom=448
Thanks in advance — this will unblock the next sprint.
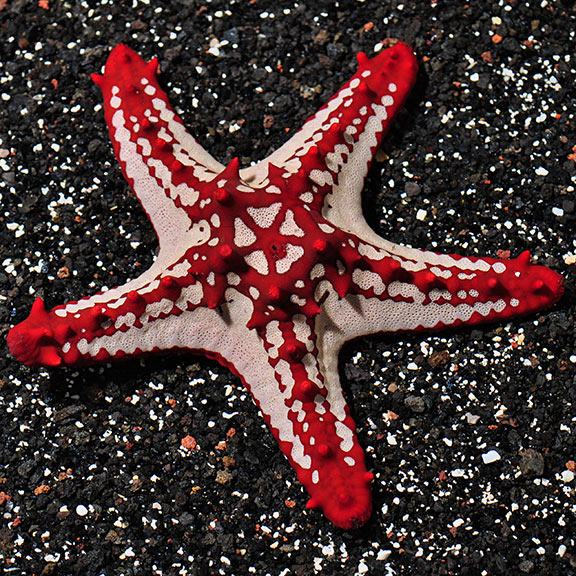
left=8, top=43, right=563, bottom=529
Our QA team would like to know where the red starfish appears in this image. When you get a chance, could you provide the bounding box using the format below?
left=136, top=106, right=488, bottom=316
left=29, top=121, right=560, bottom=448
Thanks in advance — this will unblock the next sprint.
left=8, top=43, right=563, bottom=530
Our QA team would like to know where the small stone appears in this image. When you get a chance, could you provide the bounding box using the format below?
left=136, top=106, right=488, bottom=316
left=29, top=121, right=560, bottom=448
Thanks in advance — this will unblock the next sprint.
left=76, top=504, right=89, bottom=517
left=216, top=469, right=234, bottom=485
left=405, top=182, right=421, bottom=196
left=405, top=395, right=426, bottom=413
left=181, top=435, right=198, bottom=451
left=313, top=29, right=329, bottom=45
left=383, top=411, right=399, bottom=423
left=180, top=512, right=196, bottom=527
left=416, top=208, right=427, bottom=221
left=120, top=547, right=135, bottom=559
left=519, top=560, right=534, bottom=573
left=56, top=509, right=71, bottom=521
left=33, top=484, right=51, bottom=496
left=465, top=412, right=481, bottom=425
left=17, top=460, right=35, bottom=478
left=560, top=470, right=574, bottom=483
left=519, top=449, right=545, bottom=476
left=376, top=550, right=392, bottom=561
left=130, top=19, right=147, bottom=31
left=481, top=51, right=494, bottom=63
left=222, top=455, right=236, bottom=468
left=563, top=199, right=575, bottom=214
left=129, top=477, right=143, bottom=492
left=263, top=115, right=275, bottom=129
left=428, top=349, right=449, bottom=368
left=482, top=450, right=501, bottom=464
left=105, top=530, right=122, bottom=544
left=57, top=266, right=70, bottom=279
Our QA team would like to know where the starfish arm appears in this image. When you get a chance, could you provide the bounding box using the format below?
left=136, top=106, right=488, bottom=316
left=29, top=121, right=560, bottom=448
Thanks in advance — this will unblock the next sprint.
left=92, top=44, right=225, bottom=252
left=251, top=317, right=372, bottom=530
left=319, top=243, right=564, bottom=340
left=241, top=42, right=417, bottom=212
left=6, top=265, right=205, bottom=366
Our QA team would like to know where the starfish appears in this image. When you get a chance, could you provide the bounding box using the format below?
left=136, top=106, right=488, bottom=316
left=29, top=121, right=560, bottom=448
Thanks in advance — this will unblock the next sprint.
left=8, top=42, right=563, bottom=530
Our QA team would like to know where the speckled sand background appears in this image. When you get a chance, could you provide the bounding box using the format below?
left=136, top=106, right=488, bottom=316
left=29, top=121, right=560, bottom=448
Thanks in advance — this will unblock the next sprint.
left=1, top=1, right=575, bottom=575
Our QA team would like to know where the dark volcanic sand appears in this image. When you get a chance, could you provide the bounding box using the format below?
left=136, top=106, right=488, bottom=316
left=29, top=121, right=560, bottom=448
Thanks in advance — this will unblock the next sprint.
left=1, top=1, right=575, bottom=575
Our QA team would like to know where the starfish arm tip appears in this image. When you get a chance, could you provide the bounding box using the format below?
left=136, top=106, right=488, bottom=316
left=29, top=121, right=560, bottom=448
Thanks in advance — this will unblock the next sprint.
left=147, top=56, right=159, bottom=75
left=91, top=72, right=104, bottom=86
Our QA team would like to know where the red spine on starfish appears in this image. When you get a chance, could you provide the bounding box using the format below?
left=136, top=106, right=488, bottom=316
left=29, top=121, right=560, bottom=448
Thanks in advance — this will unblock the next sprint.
left=8, top=42, right=563, bottom=530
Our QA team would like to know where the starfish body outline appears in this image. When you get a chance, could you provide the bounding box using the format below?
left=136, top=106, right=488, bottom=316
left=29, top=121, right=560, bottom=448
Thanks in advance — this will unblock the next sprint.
left=8, top=43, right=563, bottom=529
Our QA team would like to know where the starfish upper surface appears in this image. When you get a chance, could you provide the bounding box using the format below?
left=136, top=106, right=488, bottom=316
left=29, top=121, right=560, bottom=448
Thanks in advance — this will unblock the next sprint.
left=8, top=42, right=563, bottom=529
